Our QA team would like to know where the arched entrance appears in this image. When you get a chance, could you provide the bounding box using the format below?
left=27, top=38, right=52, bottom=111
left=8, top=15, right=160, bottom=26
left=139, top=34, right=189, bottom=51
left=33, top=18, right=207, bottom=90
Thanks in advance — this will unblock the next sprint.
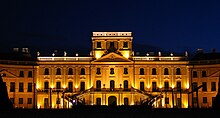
left=108, top=96, right=117, bottom=106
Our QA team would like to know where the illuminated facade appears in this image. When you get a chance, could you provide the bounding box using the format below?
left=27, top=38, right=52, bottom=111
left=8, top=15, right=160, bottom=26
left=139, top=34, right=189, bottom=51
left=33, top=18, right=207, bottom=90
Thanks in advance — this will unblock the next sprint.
left=0, top=32, right=219, bottom=109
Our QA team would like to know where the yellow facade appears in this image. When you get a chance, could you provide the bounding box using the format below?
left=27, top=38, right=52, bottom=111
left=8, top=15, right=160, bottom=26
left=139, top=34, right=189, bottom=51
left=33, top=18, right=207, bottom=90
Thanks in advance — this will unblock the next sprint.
left=0, top=32, right=219, bottom=109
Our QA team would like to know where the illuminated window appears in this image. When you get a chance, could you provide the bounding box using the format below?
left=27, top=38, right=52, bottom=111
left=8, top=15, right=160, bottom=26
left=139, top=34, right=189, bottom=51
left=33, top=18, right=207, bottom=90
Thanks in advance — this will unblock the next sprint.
left=203, top=97, right=207, bottom=103
left=96, top=68, right=101, bottom=75
left=28, top=71, right=32, bottom=78
left=202, top=82, right=207, bottom=91
left=123, top=42, right=128, bottom=48
left=165, top=97, right=169, bottom=104
left=68, top=82, right=73, bottom=92
left=19, top=82, right=24, bottom=92
left=68, top=68, right=73, bottom=75
left=97, top=42, right=101, bottom=48
left=10, top=82, right=15, bottom=92
left=164, top=68, right=169, bottom=75
left=44, top=68, right=49, bottom=75
left=19, top=71, right=24, bottom=77
left=202, top=71, right=207, bottom=77
left=152, top=68, right=156, bottom=75
left=56, top=82, right=61, bottom=89
left=140, top=68, right=144, bottom=75
left=124, top=68, right=128, bottom=74
left=211, top=82, right=216, bottom=91
left=19, top=98, right=23, bottom=104
left=80, top=68, right=85, bottom=75
left=27, top=83, right=32, bottom=92
left=56, top=68, right=61, bottom=75
left=164, top=81, right=169, bottom=90
left=193, top=71, right=197, bottom=78
left=28, top=98, right=32, bottom=104
left=96, top=98, right=101, bottom=105
left=110, top=68, right=114, bottom=74
left=176, top=68, right=181, bottom=75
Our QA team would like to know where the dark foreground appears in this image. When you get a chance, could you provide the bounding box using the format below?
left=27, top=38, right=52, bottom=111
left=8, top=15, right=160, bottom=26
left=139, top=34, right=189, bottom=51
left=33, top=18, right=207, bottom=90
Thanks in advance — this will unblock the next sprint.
left=0, top=106, right=219, bottom=118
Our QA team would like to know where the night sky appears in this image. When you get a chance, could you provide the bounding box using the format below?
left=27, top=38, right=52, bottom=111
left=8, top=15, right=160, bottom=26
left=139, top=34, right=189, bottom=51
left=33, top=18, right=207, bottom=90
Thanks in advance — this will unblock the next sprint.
left=1, top=0, right=220, bottom=55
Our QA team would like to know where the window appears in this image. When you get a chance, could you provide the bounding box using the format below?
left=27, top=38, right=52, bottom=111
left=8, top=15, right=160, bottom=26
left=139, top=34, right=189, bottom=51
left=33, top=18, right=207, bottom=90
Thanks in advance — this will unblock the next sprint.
left=44, top=68, right=49, bottom=75
left=202, top=82, right=207, bottom=91
left=80, top=82, right=85, bottom=91
left=164, top=68, right=169, bottom=75
left=110, top=42, right=114, bottom=47
left=124, top=68, right=128, bottom=74
left=68, top=82, right=73, bottom=92
left=96, top=98, right=101, bottom=105
left=123, top=42, right=128, bottom=48
left=110, top=80, right=115, bottom=90
left=28, top=83, right=32, bottom=92
left=177, top=98, right=181, bottom=107
left=124, top=98, right=129, bottom=105
left=19, top=71, right=24, bottom=77
left=176, top=68, right=181, bottom=75
left=28, top=98, right=32, bottom=104
left=80, top=68, right=85, bottom=75
left=68, top=68, right=73, bottom=75
left=192, top=82, right=198, bottom=91
left=212, top=97, right=216, bottom=105
left=211, top=82, right=216, bottom=91
left=203, top=97, right=207, bottom=103
left=110, top=68, right=114, bottom=74
left=10, top=82, right=15, bottom=92
left=19, top=82, right=24, bottom=92
left=28, top=71, right=32, bottom=77
left=152, top=82, right=157, bottom=92
left=96, top=68, right=101, bottom=75
left=44, top=81, right=49, bottom=89
left=164, top=81, right=169, bottom=90
left=44, top=98, right=49, bottom=108
left=165, top=97, right=169, bottom=104
left=152, top=68, right=156, bottom=75
left=177, top=81, right=181, bottom=91
left=193, top=97, right=197, bottom=103
left=124, top=80, right=128, bottom=89
left=56, top=68, right=61, bottom=75
left=140, top=68, right=144, bottom=75
left=202, top=71, right=207, bottom=77
left=193, top=71, right=197, bottom=78
left=96, top=80, right=101, bottom=90
left=10, top=98, right=14, bottom=104
left=140, top=82, right=145, bottom=91
left=19, top=98, right=23, bottom=104
left=97, top=42, right=101, bottom=48
left=56, top=82, right=61, bottom=89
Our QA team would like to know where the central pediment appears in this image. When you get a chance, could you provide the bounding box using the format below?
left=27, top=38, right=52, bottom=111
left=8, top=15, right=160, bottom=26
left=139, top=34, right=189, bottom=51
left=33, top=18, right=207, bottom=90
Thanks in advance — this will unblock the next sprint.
left=93, top=52, right=132, bottom=62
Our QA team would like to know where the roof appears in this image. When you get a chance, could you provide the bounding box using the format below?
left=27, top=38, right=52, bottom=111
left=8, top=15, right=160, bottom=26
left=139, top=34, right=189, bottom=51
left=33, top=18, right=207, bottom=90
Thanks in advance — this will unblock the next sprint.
left=190, top=52, right=220, bottom=61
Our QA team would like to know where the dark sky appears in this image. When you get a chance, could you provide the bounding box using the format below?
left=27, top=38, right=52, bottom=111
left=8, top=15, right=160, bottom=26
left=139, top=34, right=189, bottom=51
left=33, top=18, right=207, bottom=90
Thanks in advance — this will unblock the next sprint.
left=1, top=0, right=220, bottom=55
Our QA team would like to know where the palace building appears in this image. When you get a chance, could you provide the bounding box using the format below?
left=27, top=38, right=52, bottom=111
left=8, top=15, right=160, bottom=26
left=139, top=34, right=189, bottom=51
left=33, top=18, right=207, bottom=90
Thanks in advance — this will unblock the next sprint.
left=0, top=32, right=219, bottom=109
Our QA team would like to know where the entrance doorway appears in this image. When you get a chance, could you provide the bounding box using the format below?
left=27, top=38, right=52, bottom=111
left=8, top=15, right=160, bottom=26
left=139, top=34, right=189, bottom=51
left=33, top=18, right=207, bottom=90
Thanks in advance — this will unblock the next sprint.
left=108, top=96, right=117, bottom=106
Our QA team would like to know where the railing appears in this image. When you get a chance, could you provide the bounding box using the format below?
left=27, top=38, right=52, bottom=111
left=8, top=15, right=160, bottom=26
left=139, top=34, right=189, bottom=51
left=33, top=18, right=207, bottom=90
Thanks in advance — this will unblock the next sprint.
left=37, top=57, right=93, bottom=61
left=133, top=56, right=187, bottom=61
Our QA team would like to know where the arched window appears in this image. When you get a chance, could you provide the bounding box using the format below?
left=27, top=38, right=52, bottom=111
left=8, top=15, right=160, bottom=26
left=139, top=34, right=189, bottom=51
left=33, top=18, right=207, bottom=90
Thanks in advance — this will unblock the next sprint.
left=110, top=68, right=114, bottom=74
left=68, top=68, right=73, bottom=75
left=152, top=68, right=156, bottom=75
left=176, top=68, right=181, bottom=75
left=140, top=68, right=144, bottom=75
left=56, top=68, right=61, bottom=75
left=164, top=68, right=169, bottom=75
left=80, top=68, right=85, bottom=75
left=44, top=68, right=49, bottom=75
